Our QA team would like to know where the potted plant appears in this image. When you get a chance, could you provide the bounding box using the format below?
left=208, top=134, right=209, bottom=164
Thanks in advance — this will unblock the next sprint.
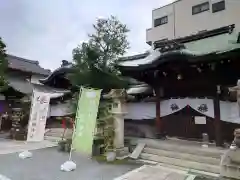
left=58, top=140, right=66, bottom=151
left=94, top=100, right=116, bottom=161
left=65, top=138, right=72, bottom=152
left=99, top=101, right=117, bottom=162
left=104, top=117, right=116, bottom=162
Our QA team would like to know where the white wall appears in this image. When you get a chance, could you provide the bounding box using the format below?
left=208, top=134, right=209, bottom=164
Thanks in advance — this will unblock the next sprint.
left=146, top=0, right=240, bottom=43
left=49, top=102, right=73, bottom=117
left=147, top=4, right=175, bottom=42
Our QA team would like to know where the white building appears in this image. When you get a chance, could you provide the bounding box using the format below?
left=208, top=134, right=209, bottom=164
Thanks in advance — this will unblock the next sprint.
left=146, top=0, right=240, bottom=46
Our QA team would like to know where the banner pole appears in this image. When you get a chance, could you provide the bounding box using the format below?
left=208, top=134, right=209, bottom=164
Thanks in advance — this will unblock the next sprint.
left=69, top=123, right=76, bottom=161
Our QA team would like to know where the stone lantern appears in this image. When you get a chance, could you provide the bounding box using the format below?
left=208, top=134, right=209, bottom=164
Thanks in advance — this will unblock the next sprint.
left=220, top=80, right=240, bottom=179
left=229, top=80, right=240, bottom=147
left=229, top=80, right=240, bottom=117
left=104, top=89, right=128, bottom=156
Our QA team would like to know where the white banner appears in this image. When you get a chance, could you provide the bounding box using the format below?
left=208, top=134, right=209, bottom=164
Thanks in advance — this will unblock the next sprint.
left=27, top=89, right=51, bottom=142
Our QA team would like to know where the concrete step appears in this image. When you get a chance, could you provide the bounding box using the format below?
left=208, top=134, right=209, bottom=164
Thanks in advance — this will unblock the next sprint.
left=135, top=159, right=158, bottom=165
left=130, top=138, right=224, bottom=158
left=147, top=143, right=223, bottom=158
left=140, top=153, right=220, bottom=174
left=44, top=136, right=62, bottom=142
left=45, top=129, right=73, bottom=135
left=143, top=147, right=221, bottom=165
left=220, top=164, right=240, bottom=179
left=155, top=163, right=220, bottom=179
left=44, top=132, right=72, bottom=138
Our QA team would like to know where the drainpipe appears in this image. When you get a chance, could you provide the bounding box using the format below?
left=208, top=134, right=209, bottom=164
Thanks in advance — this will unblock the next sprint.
left=173, top=2, right=176, bottom=38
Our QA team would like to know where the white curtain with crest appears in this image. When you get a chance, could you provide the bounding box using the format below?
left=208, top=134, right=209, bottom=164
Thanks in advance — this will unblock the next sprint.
left=125, top=98, right=240, bottom=124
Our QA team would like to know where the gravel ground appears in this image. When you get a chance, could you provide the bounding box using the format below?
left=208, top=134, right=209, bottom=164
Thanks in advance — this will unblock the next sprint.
left=0, top=147, right=139, bottom=180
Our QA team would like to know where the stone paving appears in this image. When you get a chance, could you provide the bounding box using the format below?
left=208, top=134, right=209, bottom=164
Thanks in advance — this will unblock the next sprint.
left=0, top=140, right=57, bottom=155
left=0, top=147, right=139, bottom=180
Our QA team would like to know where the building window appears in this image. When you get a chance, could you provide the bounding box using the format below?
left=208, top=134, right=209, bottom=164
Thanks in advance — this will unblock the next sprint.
left=192, top=2, right=209, bottom=15
left=212, top=1, right=225, bottom=13
left=113, top=102, right=118, bottom=108
left=154, top=16, right=168, bottom=27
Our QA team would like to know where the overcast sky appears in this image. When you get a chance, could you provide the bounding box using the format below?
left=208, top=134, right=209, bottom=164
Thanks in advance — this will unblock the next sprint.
left=0, top=0, right=173, bottom=70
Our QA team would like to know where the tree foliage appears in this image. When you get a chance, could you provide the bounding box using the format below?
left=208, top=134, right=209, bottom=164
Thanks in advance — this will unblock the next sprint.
left=69, top=16, right=130, bottom=91
left=0, top=38, right=8, bottom=91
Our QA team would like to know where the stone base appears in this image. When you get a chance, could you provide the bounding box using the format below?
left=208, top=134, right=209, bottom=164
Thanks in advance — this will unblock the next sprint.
left=156, top=132, right=167, bottom=140
left=115, top=147, right=129, bottom=158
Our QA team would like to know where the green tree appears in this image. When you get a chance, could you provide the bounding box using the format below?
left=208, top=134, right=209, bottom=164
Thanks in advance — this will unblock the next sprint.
left=0, top=37, right=8, bottom=91
left=69, top=16, right=130, bottom=91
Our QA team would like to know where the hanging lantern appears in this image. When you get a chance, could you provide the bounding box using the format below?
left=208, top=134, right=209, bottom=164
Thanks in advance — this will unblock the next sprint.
left=211, top=63, right=216, bottom=71
left=154, top=70, right=159, bottom=78
left=177, top=74, right=182, bottom=80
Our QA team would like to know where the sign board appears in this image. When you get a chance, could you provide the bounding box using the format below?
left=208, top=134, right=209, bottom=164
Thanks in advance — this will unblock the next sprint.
left=194, top=116, right=206, bottom=124
left=72, top=87, right=102, bottom=155
left=27, top=90, right=50, bottom=142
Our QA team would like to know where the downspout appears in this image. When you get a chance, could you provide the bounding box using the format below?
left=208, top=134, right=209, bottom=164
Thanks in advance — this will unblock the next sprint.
left=173, top=2, right=176, bottom=38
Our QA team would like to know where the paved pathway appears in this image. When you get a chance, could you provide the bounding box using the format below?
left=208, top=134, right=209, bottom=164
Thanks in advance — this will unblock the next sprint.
left=0, top=148, right=139, bottom=180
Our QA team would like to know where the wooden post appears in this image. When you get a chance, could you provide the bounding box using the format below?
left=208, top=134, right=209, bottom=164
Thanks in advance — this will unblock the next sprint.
left=214, top=85, right=223, bottom=146
left=155, top=87, right=162, bottom=134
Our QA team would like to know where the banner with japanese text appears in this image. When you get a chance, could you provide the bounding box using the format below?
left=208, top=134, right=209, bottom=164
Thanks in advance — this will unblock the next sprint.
left=27, top=89, right=51, bottom=142
left=72, top=87, right=102, bottom=155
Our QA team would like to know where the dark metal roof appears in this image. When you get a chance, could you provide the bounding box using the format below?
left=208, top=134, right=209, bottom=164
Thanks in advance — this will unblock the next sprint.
left=39, top=64, right=73, bottom=85
left=7, top=76, right=70, bottom=97
left=118, top=52, right=149, bottom=62
left=6, top=55, right=51, bottom=76
left=127, top=84, right=152, bottom=95
left=118, top=25, right=240, bottom=71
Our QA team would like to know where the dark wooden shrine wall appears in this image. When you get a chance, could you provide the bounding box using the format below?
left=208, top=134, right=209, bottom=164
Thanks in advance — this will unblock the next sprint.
left=124, top=107, right=239, bottom=143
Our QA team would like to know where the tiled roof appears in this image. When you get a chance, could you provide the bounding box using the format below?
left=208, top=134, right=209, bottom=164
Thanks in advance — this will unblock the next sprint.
left=6, top=55, right=51, bottom=76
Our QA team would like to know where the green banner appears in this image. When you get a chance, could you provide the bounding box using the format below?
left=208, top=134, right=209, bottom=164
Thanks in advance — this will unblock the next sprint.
left=72, top=87, right=102, bottom=155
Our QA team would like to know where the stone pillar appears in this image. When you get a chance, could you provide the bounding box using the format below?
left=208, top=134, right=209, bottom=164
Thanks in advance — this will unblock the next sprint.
left=113, top=113, right=125, bottom=154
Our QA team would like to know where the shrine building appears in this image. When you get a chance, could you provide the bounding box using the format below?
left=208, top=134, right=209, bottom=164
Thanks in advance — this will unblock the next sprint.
left=118, top=25, right=240, bottom=146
